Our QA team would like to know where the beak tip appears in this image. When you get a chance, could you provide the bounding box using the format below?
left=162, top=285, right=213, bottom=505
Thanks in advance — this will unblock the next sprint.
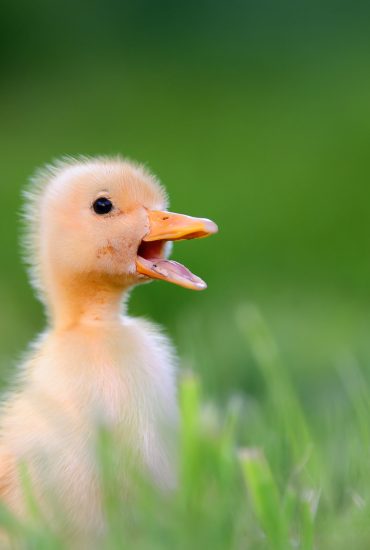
left=195, top=280, right=207, bottom=291
left=205, top=219, right=218, bottom=235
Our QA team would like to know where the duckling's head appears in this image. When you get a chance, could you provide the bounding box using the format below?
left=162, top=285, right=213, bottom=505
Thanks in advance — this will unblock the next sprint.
left=24, top=157, right=217, bottom=309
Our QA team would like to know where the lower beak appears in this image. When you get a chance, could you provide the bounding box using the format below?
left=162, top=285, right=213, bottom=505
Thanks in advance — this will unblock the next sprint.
left=136, top=210, right=218, bottom=290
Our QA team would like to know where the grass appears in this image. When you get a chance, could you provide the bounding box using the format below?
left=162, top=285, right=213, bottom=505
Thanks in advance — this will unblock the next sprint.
left=0, top=304, right=369, bottom=548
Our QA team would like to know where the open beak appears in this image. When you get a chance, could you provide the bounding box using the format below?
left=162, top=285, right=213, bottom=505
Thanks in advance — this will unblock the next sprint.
left=136, top=210, right=218, bottom=290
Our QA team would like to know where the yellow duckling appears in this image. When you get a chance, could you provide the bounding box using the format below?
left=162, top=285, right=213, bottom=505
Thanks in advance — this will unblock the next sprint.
left=0, top=156, right=217, bottom=537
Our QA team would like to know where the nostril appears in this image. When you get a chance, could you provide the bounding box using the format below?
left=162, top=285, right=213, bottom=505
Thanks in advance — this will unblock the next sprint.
left=162, top=216, right=169, bottom=221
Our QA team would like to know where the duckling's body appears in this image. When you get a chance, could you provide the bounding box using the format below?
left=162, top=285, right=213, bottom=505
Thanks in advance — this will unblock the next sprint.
left=0, top=314, right=177, bottom=533
left=0, top=157, right=217, bottom=538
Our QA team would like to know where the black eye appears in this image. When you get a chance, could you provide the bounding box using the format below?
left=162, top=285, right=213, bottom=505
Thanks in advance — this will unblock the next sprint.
left=93, top=197, right=113, bottom=215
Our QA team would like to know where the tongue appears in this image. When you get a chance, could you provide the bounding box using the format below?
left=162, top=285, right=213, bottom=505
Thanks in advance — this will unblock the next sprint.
left=136, top=256, right=207, bottom=290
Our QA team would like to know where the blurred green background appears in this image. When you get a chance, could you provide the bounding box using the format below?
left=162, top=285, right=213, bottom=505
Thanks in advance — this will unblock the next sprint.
left=2, top=0, right=370, bottom=546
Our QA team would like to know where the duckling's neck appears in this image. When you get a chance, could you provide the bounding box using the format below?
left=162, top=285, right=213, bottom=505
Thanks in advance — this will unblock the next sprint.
left=47, top=273, right=128, bottom=330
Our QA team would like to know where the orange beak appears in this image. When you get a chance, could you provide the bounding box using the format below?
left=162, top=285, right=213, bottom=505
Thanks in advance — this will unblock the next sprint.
left=136, top=210, right=218, bottom=290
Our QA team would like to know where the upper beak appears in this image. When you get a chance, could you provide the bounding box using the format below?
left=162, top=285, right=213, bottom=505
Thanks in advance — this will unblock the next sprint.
left=143, top=210, right=218, bottom=242
left=136, top=209, right=218, bottom=291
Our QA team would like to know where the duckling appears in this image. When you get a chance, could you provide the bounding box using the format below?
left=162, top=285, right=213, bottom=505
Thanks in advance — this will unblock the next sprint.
left=0, top=156, right=217, bottom=538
